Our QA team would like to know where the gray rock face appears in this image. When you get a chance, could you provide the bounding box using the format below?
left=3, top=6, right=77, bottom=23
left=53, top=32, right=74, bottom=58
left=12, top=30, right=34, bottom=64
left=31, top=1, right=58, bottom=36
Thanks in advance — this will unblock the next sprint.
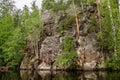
left=77, top=32, right=104, bottom=69
left=75, top=4, right=105, bottom=70
left=55, top=11, right=65, bottom=24
left=38, top=36, right=61, bottom=67
left=41, top=10, right=53, bottom=24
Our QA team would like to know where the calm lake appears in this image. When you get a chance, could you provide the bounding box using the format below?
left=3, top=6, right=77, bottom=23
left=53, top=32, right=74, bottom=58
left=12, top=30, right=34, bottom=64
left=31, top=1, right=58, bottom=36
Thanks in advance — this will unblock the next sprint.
left=0, top=70, right=120, bottom=80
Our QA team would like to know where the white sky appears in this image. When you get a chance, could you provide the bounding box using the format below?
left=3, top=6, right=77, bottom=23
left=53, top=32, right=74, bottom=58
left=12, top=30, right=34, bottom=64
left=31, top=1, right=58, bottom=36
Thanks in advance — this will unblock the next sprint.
left=14, top=0, right=43, bottom=10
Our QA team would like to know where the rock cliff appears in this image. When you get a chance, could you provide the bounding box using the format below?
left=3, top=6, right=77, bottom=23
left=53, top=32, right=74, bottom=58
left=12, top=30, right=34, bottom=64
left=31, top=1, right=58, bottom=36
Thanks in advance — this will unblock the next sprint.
left=20, top=3, right=105, bottom=70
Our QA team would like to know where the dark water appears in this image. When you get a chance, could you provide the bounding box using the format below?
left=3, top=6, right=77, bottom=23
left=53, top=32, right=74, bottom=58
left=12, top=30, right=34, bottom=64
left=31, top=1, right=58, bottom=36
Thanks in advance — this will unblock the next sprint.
left=0, top=70, right=120, bottom=80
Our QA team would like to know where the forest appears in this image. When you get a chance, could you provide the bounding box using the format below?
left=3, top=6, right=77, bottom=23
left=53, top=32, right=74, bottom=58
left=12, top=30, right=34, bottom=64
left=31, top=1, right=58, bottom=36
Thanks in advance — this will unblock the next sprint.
left=0, top=0, right=120, bottom=71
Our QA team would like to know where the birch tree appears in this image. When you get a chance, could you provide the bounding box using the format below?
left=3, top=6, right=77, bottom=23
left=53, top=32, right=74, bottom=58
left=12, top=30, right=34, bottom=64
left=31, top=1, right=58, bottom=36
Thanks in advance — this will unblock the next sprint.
left=107, top=0, right=117, bottom=53
left=118, top=0, right=120, bottom=12
left=118, top=0, right=120, bottom=19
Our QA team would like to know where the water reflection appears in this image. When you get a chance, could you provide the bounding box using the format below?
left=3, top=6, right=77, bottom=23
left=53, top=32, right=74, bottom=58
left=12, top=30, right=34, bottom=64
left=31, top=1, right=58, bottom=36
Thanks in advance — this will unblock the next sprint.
left=0, top=70, right=120, bottom=80
left=0, top=70, right=21, bottom=80
left=20, top=70, right=40, bottom=80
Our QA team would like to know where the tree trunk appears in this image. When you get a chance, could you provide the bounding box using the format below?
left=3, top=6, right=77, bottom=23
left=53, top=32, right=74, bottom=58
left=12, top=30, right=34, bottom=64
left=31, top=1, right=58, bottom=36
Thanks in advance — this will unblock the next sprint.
left=72, top=0, right=79, bottom=36
left=118, top=0, right=120, bottom=19
left=35, top=41, right=39, bottom=59
left=118, top=0, right=120, bottom=12
left=96, top=0, right=102, bottom=33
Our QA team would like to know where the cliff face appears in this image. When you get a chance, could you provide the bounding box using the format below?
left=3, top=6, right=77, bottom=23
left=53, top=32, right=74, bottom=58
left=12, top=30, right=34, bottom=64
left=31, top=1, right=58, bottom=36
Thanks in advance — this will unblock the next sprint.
left=20, top=4, right=105, bottom=70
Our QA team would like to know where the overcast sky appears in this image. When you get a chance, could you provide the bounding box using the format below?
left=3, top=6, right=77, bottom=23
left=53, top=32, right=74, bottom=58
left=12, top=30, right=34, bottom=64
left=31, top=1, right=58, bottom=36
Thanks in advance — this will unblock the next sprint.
left=14, top=0, right=43, bottom=10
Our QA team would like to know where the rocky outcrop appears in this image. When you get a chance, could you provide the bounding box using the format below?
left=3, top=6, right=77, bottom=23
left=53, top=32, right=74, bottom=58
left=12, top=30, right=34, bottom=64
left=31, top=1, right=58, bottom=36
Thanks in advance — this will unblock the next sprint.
left=76, top=4, right=104, bottom=70
left=20, top=3, right=105, bottom=70
left=20, top=10, right=61, bottom=70
left=77, top=33, right=104, bottom=70
left=37, top=36, right=61, bottom=70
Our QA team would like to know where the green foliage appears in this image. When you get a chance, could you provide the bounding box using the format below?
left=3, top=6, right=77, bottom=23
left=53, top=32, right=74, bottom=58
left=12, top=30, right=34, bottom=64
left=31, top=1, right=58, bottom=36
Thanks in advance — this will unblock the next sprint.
left=61, top=35, right=74, bottom=52
left=54, top=50, right=77, bottom=67
left=42, top=0, right=71, bottom=12
left=106, top=72, right=120, bottom=80
left=89, top=18, right=97, bottom=26
left=0, top=0, right=14, bottom=16
left=54, top=35, right=77, bottom=67
left=21, top=4, right=43, bottom=37
left=22, top=2, right=44, bottom=45
left=41, top=0, right=54, bottom=11
left=97, top=32, right=103, bottom=39
left=57, top=15, right=74, bottom=32
left=100, top=0, right=120, bottom=69
left=1, top=27, right=25, bottom=68
left=0, top=1, right=44, bottom=69
left=86, top=0, right=95, bottom=4
left=105, top=28, right=120, bottom=70
left=52, top=0, right=71, bottom=12
left=0, top=15, right=25, bottom=68
left=105, top=54, right=120, bottom=70
left=0, top=71, right=21, bottom=80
